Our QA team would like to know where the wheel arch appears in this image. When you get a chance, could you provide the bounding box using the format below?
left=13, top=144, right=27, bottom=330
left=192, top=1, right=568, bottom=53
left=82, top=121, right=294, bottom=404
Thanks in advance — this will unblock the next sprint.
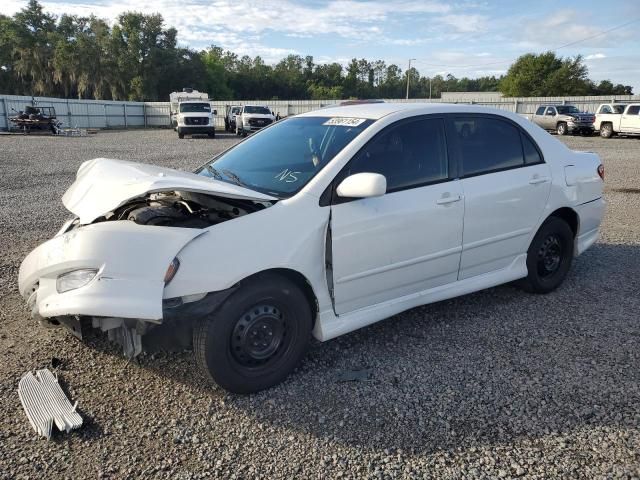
left=547, top=207, right=579, bottom=237
left=239, top=268, right=319, bottom=326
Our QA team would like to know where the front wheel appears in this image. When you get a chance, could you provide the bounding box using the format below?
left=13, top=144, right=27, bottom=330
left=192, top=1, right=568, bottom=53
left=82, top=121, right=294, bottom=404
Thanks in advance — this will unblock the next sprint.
left=519, top=217, right=574, bottom=294
left=556, top=122, right=568, bottom=136
left=194, top=274, right=312, bottom=393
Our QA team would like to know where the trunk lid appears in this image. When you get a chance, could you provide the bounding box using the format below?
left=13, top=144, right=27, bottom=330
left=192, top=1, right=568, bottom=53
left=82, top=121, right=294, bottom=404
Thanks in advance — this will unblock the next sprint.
left=63, top=158, right=277, bottom=224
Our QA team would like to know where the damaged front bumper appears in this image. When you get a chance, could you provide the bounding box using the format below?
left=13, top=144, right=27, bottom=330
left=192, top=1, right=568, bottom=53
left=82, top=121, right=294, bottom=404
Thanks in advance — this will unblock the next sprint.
left=18, top=220, right=212, bottom=357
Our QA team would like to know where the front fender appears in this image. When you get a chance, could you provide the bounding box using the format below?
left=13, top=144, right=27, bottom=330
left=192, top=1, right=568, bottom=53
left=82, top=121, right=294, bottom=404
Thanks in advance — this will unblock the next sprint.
left=18, top=221, right=204, bottom=320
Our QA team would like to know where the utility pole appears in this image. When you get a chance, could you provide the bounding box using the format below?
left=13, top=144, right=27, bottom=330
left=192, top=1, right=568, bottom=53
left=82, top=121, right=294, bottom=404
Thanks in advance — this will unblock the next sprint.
left=429, top=77, right=432, bottom=100
left=406, top=58, right=416, bottom=100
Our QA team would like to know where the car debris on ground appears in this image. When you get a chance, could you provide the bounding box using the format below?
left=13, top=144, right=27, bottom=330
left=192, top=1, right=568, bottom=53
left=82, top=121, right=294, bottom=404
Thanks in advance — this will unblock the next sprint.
left=18, top=369, right=82, bottom=440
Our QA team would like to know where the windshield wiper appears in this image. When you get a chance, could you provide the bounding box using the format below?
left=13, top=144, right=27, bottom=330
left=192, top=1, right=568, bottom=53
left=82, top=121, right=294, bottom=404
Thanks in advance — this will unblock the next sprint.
left=222, top=169, right=248, bottom=188
left=205, top=165, right=224, bottom=180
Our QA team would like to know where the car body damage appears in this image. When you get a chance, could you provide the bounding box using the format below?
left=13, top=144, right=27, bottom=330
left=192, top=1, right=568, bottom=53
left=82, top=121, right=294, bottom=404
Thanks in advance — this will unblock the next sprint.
left=19, top=103, right=605, bottom=392
left=19, top=157, right=287, bottom=358
left=64, top=158, right=276, bottom=224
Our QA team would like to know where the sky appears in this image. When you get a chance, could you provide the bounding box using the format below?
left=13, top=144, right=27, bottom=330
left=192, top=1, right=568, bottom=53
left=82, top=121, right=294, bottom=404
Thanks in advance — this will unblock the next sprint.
left=4, top=0, right=640, bottom=90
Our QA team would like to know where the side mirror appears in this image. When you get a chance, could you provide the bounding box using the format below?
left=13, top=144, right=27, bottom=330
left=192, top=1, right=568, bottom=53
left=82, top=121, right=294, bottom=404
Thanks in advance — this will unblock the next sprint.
left=336, top=173, right=386, bottom=199
left=213, top=109, right=217, bottom=115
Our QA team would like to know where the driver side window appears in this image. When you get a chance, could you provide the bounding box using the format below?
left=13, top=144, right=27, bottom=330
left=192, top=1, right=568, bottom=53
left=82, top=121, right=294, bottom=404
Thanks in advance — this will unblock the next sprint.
left=342, top=117, right=449, bottom=193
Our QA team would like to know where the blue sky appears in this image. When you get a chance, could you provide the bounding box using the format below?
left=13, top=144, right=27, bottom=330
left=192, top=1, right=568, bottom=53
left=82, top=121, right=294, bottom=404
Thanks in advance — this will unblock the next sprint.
left=5, top=0, right=640, bottom=90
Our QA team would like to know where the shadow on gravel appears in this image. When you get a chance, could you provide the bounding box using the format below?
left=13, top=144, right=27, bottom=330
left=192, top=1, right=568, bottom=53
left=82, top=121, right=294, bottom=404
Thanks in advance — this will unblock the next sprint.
left=81, top=243, right=640, bottom=454
left=222, top=242, right=640, bottom=454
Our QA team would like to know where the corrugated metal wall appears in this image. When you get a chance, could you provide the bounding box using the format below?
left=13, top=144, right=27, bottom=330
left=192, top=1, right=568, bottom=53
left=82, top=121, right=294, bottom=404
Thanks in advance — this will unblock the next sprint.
left=2, top=94, right=639, bottom=131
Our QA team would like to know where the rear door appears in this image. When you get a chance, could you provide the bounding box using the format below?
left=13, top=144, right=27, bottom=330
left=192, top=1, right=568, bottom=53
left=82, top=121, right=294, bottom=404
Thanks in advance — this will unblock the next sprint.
left=620, top=105, right=640, bottom=133
left=329, top=117, right=464, bottom=314
left=448, top=115, right=552, bottom=279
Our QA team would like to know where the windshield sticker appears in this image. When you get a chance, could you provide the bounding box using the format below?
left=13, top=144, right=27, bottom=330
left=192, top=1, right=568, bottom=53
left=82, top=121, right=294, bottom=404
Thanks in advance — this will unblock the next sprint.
left=323, top=117, right=367, bottom=127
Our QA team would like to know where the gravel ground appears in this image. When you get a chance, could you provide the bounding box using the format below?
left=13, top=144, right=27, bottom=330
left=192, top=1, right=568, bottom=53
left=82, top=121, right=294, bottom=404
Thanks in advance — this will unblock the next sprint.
left=1, top=129, right=639, bottom=479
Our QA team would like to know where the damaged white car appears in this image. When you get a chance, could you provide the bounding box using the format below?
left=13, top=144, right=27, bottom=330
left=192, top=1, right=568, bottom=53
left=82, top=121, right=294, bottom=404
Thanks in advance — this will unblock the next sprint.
left=19, top=103, right=605, bottom=393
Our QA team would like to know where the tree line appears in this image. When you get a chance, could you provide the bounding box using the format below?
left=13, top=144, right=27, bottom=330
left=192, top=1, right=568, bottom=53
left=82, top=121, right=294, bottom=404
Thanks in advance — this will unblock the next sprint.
left=0, top=1, right=633, bottom=101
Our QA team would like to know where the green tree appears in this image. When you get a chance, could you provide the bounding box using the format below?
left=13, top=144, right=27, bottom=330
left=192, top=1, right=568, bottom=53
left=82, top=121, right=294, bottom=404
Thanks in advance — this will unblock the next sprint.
left=499, top=52, right=591, bottom=96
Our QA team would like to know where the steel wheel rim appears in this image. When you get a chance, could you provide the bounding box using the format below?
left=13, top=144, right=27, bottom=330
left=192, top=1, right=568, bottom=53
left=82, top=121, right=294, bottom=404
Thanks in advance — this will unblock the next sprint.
left=537, top=234, right=563, bottom=278
left=231, top=304, right=288, bottom=367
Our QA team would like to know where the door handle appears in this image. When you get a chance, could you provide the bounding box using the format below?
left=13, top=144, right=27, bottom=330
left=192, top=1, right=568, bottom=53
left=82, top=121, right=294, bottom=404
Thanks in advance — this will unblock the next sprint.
left=436, top=194, right=462, bottom=205
left=529, top=177, right=550, bottom=185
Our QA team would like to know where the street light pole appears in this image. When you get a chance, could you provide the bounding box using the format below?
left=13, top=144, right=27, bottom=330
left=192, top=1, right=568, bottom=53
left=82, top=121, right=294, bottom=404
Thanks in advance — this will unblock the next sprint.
left=406, top=58, right=416, bottom=100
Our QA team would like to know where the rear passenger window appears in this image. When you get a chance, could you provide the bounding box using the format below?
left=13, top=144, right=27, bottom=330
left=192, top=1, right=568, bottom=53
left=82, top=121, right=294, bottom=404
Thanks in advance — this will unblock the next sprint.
left=344, top=118, right=448, bottom=192
left=627, top=105, right=640, bottom=115
left=452, top=117, right=525, bottom=177
left=521, top=133, right=542, bottom=165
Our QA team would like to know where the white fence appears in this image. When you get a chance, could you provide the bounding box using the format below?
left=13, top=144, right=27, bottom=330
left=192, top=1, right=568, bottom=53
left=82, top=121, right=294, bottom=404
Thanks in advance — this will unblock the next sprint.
left=1, top=94, right=639, bottom=131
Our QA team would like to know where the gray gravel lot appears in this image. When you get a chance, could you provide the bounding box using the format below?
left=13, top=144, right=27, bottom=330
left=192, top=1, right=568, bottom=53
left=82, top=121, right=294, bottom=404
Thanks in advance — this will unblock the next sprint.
left=1, top=129, right=639, bottom=479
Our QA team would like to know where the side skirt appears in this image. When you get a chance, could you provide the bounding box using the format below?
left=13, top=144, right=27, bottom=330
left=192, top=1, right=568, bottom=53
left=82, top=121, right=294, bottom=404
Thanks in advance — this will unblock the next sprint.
left=314, top=253, right=528, bottom=341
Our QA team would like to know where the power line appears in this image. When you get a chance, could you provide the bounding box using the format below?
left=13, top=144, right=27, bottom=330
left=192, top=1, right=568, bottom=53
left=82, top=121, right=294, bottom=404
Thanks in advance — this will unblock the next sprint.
left=413, top=17, right=640, bottom=70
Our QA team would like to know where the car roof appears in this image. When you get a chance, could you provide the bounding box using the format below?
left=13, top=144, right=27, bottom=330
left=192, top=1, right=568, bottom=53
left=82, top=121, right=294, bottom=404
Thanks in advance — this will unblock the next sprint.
left=297, top=102, right=521, bottom=120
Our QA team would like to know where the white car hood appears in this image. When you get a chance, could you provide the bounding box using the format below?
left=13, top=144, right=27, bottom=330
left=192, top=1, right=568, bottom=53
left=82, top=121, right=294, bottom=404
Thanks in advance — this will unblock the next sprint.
left=63, top=158, right=277, bottom=224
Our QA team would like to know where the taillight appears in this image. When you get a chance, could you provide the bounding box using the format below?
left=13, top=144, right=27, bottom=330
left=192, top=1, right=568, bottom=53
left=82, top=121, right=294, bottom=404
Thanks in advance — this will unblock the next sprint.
left=597, top=164, right=604, bottom=181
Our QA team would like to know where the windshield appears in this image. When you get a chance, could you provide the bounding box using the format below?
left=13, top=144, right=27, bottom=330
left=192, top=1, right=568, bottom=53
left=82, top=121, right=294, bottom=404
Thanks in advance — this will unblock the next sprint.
left=244, top=106, right=271, bottom=115
left=231, top=107, right=240, bottom=114
left=556, top=106, right=580, bottom=114
left=180, top=103, right=211, bottom=113
left=197, top=116, right=374, bottom=197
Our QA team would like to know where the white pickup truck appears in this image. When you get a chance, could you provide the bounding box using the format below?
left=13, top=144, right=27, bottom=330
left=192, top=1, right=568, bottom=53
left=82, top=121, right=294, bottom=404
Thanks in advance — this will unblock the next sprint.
left=594, top=103, right=640, bottom=138
left=235, top=105, right=275, bottom=137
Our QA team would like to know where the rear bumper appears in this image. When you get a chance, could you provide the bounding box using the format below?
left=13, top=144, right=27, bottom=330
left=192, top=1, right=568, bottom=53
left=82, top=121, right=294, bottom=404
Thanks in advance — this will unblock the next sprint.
left=575, top=197, right=605, bottom=255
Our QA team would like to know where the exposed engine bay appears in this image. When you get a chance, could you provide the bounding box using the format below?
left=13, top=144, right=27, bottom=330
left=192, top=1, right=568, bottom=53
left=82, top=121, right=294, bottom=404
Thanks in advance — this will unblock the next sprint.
left=96, top=191, right=274, bottom=228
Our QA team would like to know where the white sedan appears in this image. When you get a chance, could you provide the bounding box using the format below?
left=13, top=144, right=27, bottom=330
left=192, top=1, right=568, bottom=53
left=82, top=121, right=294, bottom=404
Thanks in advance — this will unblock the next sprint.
left=18, top=103, right=605, bottom=393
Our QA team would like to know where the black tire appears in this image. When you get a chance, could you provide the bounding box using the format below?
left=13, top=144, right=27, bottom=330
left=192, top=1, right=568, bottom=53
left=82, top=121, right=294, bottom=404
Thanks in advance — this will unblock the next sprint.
left=194, top=273, right=312, bottom=393
left=178, top=129, right=185, bottom=139
left=600, top=123, right=613, bottom=138
left=242, top=131, right=248, bottom=137
left=519, top=217, right=574, bottom=294
left=556, top=122, right=567, bottom=136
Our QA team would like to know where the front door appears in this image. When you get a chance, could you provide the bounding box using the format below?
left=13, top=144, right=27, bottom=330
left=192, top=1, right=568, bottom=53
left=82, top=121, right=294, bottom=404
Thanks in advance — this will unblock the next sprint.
left=330, top=117, right=464, bottom=315
left=544, top=106, right=557, bottom=130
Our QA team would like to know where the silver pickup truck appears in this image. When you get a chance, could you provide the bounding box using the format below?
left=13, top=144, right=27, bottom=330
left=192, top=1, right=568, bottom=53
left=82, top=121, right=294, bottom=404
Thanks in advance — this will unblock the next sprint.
left=531, top=105, right=595, bottom=136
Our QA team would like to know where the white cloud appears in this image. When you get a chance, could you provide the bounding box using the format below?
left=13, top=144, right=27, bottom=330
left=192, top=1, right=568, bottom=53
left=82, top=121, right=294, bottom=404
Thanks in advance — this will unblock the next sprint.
left=585, top=53, right=606, bottom=60
left=439, top=14, right=488, bottom=33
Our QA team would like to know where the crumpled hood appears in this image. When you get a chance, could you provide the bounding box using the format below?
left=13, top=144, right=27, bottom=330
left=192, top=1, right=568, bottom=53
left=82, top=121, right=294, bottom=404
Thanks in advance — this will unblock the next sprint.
left=63, top=158, right=277, bottom=224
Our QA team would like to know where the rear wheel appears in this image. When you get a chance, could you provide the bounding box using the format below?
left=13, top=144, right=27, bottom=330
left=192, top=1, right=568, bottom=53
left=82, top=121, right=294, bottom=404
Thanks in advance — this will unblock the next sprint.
left=556, top=122, right=568, bottom=136
left=194, top=274, right=312, bottom=393
left=600, top=123, right=613, bottom=138
left=519, top=217, right=574, bottom=293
